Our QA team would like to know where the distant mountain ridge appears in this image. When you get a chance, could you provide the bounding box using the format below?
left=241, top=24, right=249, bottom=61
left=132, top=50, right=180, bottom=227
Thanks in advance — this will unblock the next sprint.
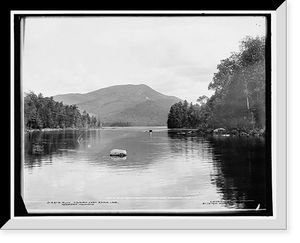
left=53, top=84, right=182, bottom=126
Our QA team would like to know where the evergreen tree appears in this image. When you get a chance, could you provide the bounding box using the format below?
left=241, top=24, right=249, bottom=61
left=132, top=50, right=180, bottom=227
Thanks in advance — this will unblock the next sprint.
left=167, top=35, right=266, bottom=132
left=24, top=92, right=97, bottom=130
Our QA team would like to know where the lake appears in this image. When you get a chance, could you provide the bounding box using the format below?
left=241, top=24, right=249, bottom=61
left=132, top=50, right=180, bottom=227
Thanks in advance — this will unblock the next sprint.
left=23, top=127, right=267, bottom=213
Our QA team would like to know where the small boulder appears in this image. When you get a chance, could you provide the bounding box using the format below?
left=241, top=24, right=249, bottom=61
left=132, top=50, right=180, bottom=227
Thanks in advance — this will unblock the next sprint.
left=32, top=144, right=44, bottom=154
left=213, top=128, right=226, bottom=133
left=110, top=149, right=127, bottom=157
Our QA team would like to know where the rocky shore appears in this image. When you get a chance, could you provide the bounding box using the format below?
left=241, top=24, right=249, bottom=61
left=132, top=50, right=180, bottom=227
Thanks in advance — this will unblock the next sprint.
left=170, top=127, right=266, bottom=137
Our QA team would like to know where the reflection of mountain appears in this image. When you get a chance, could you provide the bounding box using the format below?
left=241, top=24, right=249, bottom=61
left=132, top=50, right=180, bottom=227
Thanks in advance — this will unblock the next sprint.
left=25, top=129, right=270, bottom=212
left=206, top=136, right=267, bottom=210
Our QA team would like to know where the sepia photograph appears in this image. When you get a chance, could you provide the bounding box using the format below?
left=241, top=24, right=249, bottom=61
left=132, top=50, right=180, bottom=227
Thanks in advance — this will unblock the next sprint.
left=19, top=13, right=272, bottom=216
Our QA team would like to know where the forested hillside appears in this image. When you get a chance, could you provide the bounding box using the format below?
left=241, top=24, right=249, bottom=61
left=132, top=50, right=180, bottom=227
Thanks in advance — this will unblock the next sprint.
left=24, top=92, right=100, bottom=130
left=54, top=84, right=181, bottom=126
left=167, top=36, right=266, bottom=133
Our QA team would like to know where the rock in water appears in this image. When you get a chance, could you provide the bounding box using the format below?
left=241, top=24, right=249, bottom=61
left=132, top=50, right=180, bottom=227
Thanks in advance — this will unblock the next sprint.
left=32, top=144, right=44, bottom=154
left=110, top=149, right=127, bottom=157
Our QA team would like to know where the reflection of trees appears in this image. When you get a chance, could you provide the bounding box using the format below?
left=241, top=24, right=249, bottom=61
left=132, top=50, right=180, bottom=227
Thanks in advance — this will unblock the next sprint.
left=206, top=136, right=266, bottom=209
left=25, top=130, right=268, bottom=211
left=25, top=130, right=80, bottom=170
left=167, top=131, right=267, bottom=210
left=167, top=131, right=212, bottom=160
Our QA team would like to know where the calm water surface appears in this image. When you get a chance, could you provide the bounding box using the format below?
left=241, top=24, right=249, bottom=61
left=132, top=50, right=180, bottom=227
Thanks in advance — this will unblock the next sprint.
left=24, top=127, right=267, bottom=212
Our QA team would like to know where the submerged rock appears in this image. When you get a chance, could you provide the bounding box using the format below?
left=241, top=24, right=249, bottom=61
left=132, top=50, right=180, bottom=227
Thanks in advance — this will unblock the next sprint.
left=110, top=149, right=127, bottom=157
left=32, top=144, right=44, bottom=154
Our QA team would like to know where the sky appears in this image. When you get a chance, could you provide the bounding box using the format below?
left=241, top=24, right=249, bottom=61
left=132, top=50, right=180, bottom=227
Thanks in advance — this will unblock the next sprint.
left=22, top=15, right=266, bottom=103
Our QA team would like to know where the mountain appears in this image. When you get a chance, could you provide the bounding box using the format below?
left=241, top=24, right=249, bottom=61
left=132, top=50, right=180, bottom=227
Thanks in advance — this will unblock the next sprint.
left=53, top=84, right=182, bottom=126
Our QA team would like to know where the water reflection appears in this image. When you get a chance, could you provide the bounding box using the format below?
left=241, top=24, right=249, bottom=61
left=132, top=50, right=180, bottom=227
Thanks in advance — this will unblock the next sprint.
left=25, top=130, right=80, bottom=171
left=166, top=131, right=266, bottom=209
left=167, top=131, right=212, bottom=160
left=24, top=129, right=267, bottom=211
left=205, top=136, right=266, bottom=209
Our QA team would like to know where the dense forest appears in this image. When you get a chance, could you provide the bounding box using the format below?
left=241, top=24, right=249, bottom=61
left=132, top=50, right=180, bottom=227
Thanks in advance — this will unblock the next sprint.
left=24, top=91, right=100, bottom=130
left=167, top=36, right=266, bottom=134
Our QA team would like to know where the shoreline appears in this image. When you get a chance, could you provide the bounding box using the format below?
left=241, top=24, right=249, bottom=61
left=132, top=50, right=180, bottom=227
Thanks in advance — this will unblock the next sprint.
left=168, top=127, right=265, bottom=137
left=25, top=127, right=85, bottom=133
left=24, top=126, right=265, bottom=137
left=24, top=126, right=168, bottom=133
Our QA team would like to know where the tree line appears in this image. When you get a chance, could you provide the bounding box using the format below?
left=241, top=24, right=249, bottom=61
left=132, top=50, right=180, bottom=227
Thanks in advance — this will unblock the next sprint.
left=24, top=91, right=101, bottom=130
left=167, top=36, right=266, bottom=133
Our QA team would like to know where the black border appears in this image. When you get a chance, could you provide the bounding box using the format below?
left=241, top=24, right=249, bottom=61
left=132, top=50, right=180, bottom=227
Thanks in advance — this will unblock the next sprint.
left=14, top=15, right=28, bottom=217
left=10, top=12, right=273, bottom=221
left=265, top=14, right=273, bottom=216
left=7, top=0, right=284, bottom=11
left=286, top=2, right=290, bottom=232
